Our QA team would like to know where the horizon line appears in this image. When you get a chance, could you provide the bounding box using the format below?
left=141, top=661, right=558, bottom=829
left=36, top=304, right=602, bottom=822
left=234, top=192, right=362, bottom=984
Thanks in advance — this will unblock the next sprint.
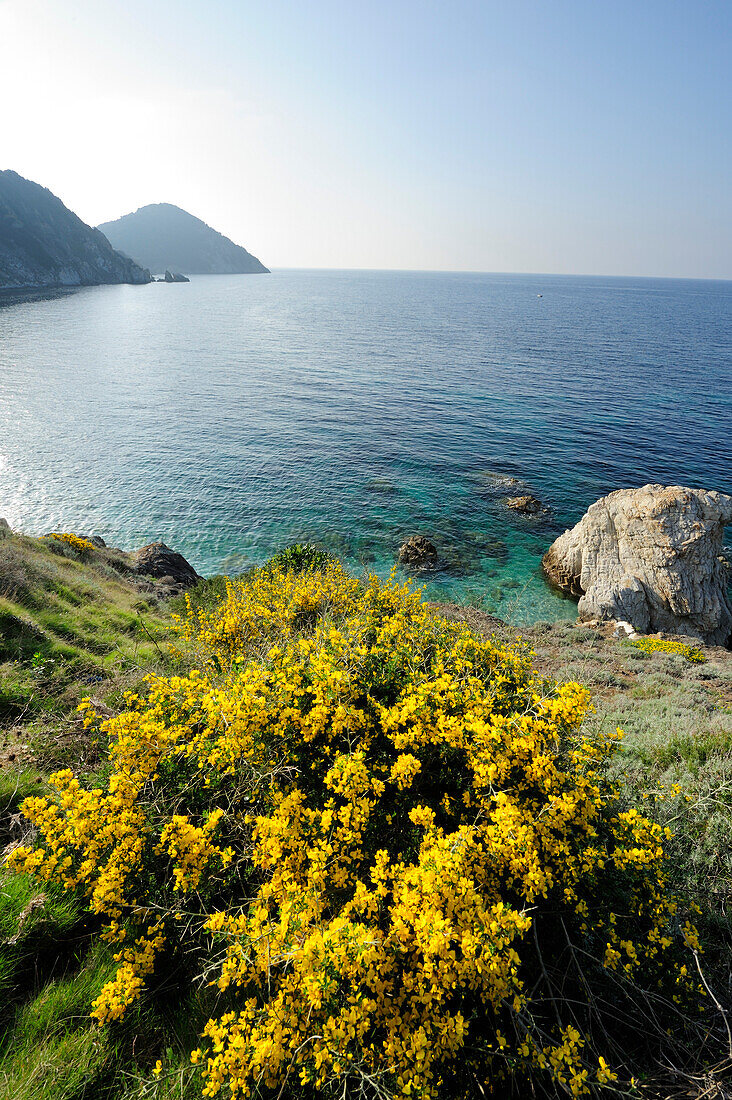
left=262, top=266, right=732, bottom=283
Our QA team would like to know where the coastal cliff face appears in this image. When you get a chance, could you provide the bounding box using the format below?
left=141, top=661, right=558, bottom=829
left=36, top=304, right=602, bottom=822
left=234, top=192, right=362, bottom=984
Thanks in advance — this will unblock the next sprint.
left=543, top=484, right=732, bottom=645
left=98, top=203, right=269, bottom=275
left=0, top=170, right=152, bottom=289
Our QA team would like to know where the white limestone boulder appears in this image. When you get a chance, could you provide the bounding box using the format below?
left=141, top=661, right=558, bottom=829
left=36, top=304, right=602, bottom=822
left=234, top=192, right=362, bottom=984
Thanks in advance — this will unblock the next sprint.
left=543, top=485, right=732, bottom=646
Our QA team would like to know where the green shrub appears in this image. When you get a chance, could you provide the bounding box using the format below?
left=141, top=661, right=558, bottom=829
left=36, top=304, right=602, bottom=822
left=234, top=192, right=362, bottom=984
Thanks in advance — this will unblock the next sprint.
left=9, top=563, right=713, bottom=1099
left=264, top=541, right=335, bottom=574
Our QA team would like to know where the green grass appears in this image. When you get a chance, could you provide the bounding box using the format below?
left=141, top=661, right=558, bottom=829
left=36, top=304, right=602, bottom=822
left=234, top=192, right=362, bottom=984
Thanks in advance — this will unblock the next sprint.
left=0, top=929, right=118, bottom=1098
left=0, top=532, right=190, bottom=1098
left=0, top=1026, right=111, bottom=1100
left=0, top=768, right=48, bottom=835
left=0, top=533, right=175, bottom=776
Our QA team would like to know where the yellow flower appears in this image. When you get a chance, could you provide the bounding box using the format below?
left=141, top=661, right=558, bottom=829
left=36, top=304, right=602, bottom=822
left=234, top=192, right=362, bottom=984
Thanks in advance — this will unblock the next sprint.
left=8, top=560, right=702, bottom=1100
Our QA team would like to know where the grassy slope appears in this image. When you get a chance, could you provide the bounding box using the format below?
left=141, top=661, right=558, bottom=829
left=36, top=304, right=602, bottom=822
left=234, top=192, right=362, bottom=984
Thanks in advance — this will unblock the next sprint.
left=0, top=531, right=177, bottom=1099
left=0, top=533, right=174, bottom=769
left=530, top=619, right=732, bottom=981
left=0, top=538, right=730, bottom=1098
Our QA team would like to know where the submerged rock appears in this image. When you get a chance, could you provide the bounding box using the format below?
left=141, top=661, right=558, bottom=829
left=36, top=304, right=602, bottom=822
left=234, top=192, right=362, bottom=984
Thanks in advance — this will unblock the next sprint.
left=505, top=494, right=546, bottom=516
left=398, top=535, right=438, bottom=571
left=482, top=539, right=509, bottom=565
left=543, top=484, right=732, bottom=646
left=365, top=478, right=398, bottom=495
left=476, top=471, right=523, bottom=490
left=131, top=542, right=201, bottom=589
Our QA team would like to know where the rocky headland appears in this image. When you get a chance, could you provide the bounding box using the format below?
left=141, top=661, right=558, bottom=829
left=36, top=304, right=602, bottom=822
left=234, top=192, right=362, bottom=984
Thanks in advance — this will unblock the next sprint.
left=98, top=203, right=269, bottom=276
left=130, top=541, right=202, bottom=590
left=0, top=170, right=151, bottom=289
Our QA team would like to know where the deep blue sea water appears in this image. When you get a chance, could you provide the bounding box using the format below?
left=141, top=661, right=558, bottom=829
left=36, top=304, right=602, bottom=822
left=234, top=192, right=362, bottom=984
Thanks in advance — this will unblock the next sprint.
left=0, top=270, right=730, bottom=622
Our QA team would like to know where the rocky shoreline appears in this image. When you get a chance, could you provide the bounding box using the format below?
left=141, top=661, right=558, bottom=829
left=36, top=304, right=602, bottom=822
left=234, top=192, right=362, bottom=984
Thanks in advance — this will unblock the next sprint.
left=398, top=483, right=731, bottom=650
left=3, top=482, right=730, bottom=650
left=0, top=521, right=201, bottom=599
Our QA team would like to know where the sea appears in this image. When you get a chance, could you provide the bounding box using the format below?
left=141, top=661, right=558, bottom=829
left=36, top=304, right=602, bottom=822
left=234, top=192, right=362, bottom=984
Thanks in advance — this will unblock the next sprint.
left=0, top=270, right=730, bottom=623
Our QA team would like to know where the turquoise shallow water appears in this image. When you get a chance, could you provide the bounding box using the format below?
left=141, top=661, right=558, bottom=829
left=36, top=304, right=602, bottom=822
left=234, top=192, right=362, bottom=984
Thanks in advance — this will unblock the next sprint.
left=0, top=270, right=730, bottom=622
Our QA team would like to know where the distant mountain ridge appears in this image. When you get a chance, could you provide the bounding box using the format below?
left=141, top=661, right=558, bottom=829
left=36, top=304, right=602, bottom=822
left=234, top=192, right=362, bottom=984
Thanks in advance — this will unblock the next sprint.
left=0, top=170, right=151, bottom=289
left=98, top=203, right=269, bottom=275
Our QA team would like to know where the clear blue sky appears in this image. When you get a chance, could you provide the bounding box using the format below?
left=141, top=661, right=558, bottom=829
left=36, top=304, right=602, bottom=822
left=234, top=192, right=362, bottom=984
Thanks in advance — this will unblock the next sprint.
left=1, top=0, right=730, bottom=276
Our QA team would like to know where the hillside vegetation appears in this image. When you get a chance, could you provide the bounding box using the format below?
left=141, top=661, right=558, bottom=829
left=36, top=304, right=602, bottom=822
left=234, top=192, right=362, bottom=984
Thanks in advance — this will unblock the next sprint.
left=0, top=536, right=730, bottom=1099
left=0, top=531, right=173, bottom=766
left=98, top=204, right=269, bottom=276
left=0, top=169, right=151, bottom=289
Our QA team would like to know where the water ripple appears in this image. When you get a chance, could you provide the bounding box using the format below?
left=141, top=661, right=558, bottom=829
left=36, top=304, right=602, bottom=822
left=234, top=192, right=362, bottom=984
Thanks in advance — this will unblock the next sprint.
left=0, top=271, right=729, bottom=622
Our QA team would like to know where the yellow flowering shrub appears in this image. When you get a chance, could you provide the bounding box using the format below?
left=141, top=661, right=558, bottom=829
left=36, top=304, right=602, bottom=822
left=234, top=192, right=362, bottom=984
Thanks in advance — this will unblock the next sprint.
left=46, top=532, right=96, bottom=554
left=7, top=562, right=702, bottom=1098
left=629, top=637, right=705, bottom=663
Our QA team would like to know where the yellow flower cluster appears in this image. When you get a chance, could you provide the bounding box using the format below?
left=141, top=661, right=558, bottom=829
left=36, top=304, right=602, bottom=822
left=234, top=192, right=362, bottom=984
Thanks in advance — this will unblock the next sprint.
left=629, top=636, right=705, bottom=662
left=46, top=531, right=96, bottom=554
left=8, top=561, right=701, bottom=1099
left=92, top=921, right=167, bottom=1024
left=158, top=808, right=232, bottom=891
